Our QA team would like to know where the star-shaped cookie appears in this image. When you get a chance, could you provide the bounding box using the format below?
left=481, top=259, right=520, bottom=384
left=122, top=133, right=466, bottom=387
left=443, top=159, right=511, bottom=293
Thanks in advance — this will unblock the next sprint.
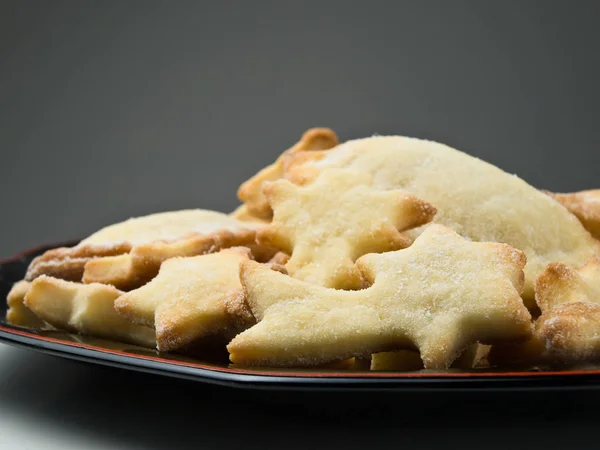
left=237, top=127, right=339, bottom=219
left=489, top=258, right=600, bottom=366
left=24, top=276, right=155, bottom=348
left=114, top=247, right=256, bottom=352
left=257, top=168, right=437, bottom=290
left=536, top=258, right=600, bottom=311
left=228, top=224, right=532, bottom=368
left=534, top=259, right=600, bottom=362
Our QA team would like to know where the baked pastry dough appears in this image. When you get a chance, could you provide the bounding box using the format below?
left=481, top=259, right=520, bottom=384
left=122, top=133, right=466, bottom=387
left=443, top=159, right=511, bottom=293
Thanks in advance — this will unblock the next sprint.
left=257, top=169, right=436, bottom=289
left=283, top=136, right=599, bottom=306
left=371, top=345, right=490, bottom=371
left=24, top=276, right=155, bottom=348
left=115, top=248, right=256, bottom=352
left=26, top=209, right=261, bottom=290
left=228, top=225, right=531, bottom=368
left=535, top=259, right=600, bottom=362
left=6, top=280, right=47, bottom=328
left=490, top=258, right=600, bottom=366
left=8, top=130, right=600, bottom=371
left=547, top=190, right=600, bottom=240
left=237, top=127, right=338, bottom=219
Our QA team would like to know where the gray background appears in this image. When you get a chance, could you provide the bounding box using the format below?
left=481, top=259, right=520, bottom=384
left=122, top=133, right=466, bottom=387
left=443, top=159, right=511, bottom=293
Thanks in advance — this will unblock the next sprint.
left=1, top=0, right=600, bottom=257
left=1, top=2, right=600, bottom=449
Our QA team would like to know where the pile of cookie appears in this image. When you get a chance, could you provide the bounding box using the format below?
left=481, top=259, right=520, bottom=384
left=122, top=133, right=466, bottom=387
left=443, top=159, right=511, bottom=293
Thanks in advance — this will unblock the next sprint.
left=7, top=128, right=600, bottom=371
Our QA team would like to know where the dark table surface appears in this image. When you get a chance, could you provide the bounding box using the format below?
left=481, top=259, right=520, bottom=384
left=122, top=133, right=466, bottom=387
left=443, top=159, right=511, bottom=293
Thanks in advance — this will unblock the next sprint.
left=0, top=343, right=597, bottom=450
left=0, top=343, right=597, bottom=449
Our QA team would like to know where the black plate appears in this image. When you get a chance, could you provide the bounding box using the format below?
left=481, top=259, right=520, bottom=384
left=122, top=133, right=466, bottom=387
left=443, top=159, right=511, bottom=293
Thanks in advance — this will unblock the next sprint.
left=2, top=242, right=600, bottom=392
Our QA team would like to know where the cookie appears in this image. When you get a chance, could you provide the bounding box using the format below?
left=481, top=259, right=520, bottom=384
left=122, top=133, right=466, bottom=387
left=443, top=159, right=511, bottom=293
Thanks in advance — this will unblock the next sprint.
left=24, top=276, right=155, bottom=348
left=547, top=190, right=600, bottom=240
left=6, top=280, right=47, bottom=329
left=490, top=259, right=600, bottom=366
left=283, top=135, right=599, bottom=306
left=237, top=127, right=338, bottom=219
left=26, top=209, right=261, bottom=290
left=257, top=168, right=436, bottom=289
left=228, top=224, right=532, bottom=368
left=535, top=259, right=600, bottom=362
left=371, top=345, right=490, bottom=371
left=114, top=248, right=257, bottom=352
